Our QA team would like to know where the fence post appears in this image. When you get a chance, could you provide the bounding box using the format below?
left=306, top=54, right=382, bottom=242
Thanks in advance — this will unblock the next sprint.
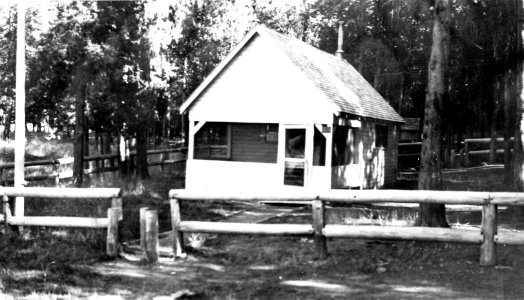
left=140, top=207, right=149, bottom=259
left=160, top=149, right=167, bottom=172
left=464, top=141, right=470, bottom=167
left=1, top=168, right=6, bottom=187
left=145, top=209, right=159, bottom=263
left=3, top=194, right=9, bottom=227
left=480, top=203, right=497, bottom=266
left=312, top=197, right=327, bottom=259
left=107, top=208, right=119, bottom=258
left=443, top=145, right=450, bottom=167
left=111, top=197, right=123, bottom=221
left=450, top=149, right=456, bottom=168
left=170, top=198, right=185, bottom=258
left=110, top=156, right=115, bottom=170
left=52, top=161, right=59, bottom=186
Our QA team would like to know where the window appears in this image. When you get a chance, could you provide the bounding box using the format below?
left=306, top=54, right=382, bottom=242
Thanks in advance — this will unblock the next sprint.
left=332, top=126, right=350, bottom=166
left=332, top=126, right=359, bottom=166
left=285, top=129, right=305, bottom=158
left=230, top=123, right=278, bottom=163
left=194, top=122, right=231, bottom=159
left=284, top=128, right=306, bottom=186
left=375, top=125, right=388, bottom=148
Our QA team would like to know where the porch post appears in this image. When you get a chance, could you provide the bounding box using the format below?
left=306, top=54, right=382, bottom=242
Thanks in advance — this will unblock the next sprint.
left=277, top=123, right=285, bottom=184
left=325, top=125, right=333, bottom=189
left=187, top=119, right=195, bottom=161
left=305, top=124, right=314, bottom=187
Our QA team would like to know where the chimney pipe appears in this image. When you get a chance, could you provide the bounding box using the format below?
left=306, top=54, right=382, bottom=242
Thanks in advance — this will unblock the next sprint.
left=336, top=20, right=344, bottom=60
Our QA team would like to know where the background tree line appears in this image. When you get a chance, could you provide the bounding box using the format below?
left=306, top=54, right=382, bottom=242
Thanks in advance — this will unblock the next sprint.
left=0, top=0, right=520, bottom=190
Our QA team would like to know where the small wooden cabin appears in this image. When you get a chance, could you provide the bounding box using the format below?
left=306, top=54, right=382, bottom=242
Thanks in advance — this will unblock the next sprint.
left=180, top=26, right=404, bottom=191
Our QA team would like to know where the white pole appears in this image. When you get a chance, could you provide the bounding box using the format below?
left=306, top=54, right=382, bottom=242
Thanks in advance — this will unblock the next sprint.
left=15, top=0, right=26, bottom=217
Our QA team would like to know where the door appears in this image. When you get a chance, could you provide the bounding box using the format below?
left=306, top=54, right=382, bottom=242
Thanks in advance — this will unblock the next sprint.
left=282, top=125, right=313, bottom=187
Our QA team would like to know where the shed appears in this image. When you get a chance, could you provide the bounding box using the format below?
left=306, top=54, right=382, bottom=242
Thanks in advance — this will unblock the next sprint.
left=400, top=118, right=421, bottom=142
left=180, top=25, right=404, bottom=191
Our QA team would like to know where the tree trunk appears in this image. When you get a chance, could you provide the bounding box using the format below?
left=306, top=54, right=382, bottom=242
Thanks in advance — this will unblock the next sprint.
left=489, top=80, right=500, bottom=164
left=416, top=0, right=450, bottom=228
left=514, top=71, right=524, bottom=191
left=3, top=104, right=13, bottom=140
left=135, top=129, right=149, bottom=179
left=373, top=54, right=381, bottom=90
left=119, top=135, right=129, bottom=177
left=73, top=96, right=85, bottom=187
left=444, top=129, right=452, bottom=167
left=504, top=70, right=514, bottom=184
left=514, top=0, right=524, bottom=191
left=14, top=0, right=26, bottom=219
left=83, top=117, right=89, bottom=158
left=95, top=131, right=100, bottom=154
left=102, top=132, right=111, bottom=154
left=162, top=106, right=171, bottom=148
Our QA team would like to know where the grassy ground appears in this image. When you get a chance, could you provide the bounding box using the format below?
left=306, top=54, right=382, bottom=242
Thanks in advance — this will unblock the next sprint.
left=1, top=134, right=524, bottom=299
left=0, top=132, right=74, bottom=162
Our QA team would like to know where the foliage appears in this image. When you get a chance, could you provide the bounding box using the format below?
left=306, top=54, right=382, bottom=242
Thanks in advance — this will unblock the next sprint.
left=0, top=0, right=520, bottom=183
left=0, top=0, right=518, bottom=141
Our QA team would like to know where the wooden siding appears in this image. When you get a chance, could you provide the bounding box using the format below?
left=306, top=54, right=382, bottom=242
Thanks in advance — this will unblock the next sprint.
left=383, top=125, right=399, bottom=187
left=231, top=123, right=278, bottom=163
left=189, top=34, right=334, bottom=125
left=358, top=121, right=399, bottom=188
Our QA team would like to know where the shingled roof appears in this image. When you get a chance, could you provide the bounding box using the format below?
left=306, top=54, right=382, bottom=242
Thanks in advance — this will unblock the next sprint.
left=181, top=25, right=404, bottom=124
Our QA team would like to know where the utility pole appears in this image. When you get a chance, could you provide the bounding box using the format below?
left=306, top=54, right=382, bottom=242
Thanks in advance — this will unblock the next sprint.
left=15, top=0, right=26, bottom=217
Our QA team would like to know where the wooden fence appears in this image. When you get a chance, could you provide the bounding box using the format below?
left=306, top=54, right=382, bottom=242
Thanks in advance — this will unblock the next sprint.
left=399, top=137, right=514, bottom=169
left=0, top=147, right=186, bottom=186
left=0, top=187, right=122, bottom=257
left=168, top=189, right=524, bottom=266
left=463, top=137, right=513, bottom=167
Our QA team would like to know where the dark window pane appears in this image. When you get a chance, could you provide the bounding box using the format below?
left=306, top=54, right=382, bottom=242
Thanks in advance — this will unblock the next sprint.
left=230, top=123, right=278, bottom=163
left=284, top=161, right=305, bottom=186
left=285, top=129, right=305, bottom=158
left=332, top=126, right=350, bottom=166
left=376, top=125, right=388, bottom=148
left=194, top=122, right=230, bottom=159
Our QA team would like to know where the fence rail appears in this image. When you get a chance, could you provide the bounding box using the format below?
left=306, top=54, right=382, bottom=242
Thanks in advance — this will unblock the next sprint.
left=463, top=138, right=513, bottom=167
left=0, top=147, right=186, bottom=185
left=168, top=189, right=524, bottom=266
left=398, top=137, right=514, bottom=175
left=0, top=187, right=122, bottom=257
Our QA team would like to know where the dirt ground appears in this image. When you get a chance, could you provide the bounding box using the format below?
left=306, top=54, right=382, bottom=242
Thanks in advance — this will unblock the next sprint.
left=85, top=236, right=524, bottom=299
left=1, top=165, right=524, bottom=299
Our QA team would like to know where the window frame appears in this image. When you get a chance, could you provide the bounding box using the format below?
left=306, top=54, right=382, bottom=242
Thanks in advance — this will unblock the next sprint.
left=194, top=122, right=232, bottom=160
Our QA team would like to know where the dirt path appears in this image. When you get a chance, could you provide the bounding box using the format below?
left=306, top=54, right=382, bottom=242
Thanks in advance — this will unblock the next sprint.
left=123, top=202, right=305, bottom=256
left=79, top=236, right=524, bottom=299
left=80, top=202, right=524, bottom=299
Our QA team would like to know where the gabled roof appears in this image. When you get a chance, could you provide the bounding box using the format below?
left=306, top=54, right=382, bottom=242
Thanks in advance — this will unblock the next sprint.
left=180, top=25, right=404, bottom=124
